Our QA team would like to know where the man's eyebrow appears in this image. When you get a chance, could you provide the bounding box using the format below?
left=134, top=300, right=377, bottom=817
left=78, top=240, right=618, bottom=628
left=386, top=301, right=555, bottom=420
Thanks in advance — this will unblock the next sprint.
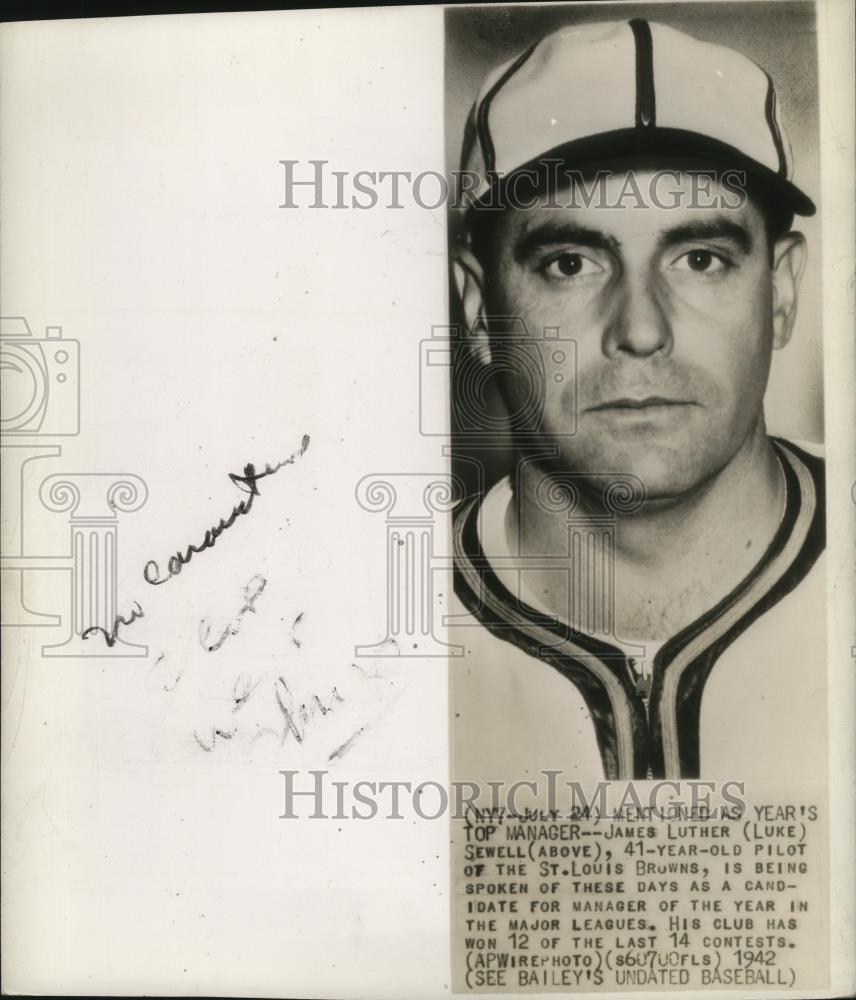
left=657, top=218, right=753, bottom=254
left=513, top=223, right=620, bottom=261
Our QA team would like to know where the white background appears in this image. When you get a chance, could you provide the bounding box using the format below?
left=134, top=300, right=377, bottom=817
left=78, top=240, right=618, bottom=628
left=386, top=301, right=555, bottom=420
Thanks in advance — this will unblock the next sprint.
left=2, top=8, right=450, bottom=996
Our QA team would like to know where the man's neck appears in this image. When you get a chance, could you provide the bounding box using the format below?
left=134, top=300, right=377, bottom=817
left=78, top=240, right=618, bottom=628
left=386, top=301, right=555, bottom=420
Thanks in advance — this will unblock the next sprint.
left=506, top=424, right=786, bottom=643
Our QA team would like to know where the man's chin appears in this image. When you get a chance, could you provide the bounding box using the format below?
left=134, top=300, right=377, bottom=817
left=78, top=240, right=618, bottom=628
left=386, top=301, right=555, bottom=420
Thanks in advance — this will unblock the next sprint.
left=552, top=442, right=714, bottom=507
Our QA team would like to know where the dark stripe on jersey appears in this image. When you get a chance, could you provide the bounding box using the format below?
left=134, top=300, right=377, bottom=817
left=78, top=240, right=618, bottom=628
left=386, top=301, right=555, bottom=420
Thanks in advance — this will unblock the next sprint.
left=453, top=499, right=650, bottom=778
left=659, top=439, right=824, bottom=777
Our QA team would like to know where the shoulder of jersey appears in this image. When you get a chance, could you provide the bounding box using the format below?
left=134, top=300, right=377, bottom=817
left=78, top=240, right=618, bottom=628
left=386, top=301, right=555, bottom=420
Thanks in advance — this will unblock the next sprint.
left=782, top=437, right=824, bottom=459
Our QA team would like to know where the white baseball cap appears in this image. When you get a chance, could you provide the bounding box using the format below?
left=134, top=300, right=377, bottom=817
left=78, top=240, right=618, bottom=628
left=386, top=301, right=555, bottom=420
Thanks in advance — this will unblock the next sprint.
left=461, top=19, right=815, bottom=215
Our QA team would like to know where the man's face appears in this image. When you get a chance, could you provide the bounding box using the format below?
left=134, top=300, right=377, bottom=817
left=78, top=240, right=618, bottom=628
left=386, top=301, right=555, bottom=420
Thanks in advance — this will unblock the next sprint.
left=463, top=170, right=804, bottom=502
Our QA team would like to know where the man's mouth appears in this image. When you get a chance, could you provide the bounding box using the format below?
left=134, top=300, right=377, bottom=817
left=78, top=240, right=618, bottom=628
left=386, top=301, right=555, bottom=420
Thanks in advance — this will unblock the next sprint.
left=589, top=397, right=692, bottom=411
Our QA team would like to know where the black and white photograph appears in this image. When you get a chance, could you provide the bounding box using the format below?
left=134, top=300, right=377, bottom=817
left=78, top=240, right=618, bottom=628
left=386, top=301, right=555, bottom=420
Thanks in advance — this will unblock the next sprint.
left=448, top=2, right=825, bottom=784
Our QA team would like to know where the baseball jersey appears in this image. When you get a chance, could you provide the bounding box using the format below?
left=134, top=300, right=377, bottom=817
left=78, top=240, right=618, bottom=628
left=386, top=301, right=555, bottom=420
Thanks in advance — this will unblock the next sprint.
left=450, top=437, right=826, bottom=782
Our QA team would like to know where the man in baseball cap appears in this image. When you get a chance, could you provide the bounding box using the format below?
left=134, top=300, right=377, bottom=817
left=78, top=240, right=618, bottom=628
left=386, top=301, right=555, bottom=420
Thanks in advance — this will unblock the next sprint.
left=451, top=19, right=824, bottom=781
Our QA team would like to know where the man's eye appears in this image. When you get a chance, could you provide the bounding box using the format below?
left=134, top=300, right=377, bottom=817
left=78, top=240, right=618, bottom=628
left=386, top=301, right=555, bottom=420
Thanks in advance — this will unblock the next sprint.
left=542, top=252, right=601, bottom=279
left=673, top=249, right=728, bottom=273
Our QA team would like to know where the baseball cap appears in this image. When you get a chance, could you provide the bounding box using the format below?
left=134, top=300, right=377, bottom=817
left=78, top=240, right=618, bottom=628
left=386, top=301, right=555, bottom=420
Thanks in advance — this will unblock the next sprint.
left=461, top=19, right=815, bottom=216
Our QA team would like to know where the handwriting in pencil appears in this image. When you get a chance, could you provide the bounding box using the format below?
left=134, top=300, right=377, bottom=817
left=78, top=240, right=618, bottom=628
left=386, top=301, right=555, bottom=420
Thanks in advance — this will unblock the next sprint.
left=191, top=676, right=343, bottom=753
left=199, top=573, right=267, bottom=652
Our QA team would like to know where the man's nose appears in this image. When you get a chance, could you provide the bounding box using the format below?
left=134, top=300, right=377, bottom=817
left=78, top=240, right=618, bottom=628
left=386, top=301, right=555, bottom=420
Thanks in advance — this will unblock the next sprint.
left=602, top=271, right=673, bottom=358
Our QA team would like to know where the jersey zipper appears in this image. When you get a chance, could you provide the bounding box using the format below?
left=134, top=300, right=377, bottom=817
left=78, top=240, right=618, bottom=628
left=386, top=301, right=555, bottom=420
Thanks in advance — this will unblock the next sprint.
left=628, top=656, right=654, bottom=779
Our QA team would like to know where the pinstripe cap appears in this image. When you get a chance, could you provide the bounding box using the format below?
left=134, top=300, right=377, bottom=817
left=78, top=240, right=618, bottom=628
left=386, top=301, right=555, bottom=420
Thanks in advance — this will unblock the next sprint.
left=461, top=19, right=815, bottom=215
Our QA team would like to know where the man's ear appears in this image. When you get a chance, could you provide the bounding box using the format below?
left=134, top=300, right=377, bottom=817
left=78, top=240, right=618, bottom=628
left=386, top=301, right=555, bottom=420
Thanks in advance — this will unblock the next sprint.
left=770, top=231, right=807, bottom=350
left=452, top=247, right=491, bottom=367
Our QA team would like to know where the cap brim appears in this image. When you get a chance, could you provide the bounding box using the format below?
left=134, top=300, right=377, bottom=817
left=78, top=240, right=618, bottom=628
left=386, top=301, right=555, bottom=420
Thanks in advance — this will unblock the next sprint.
left=483, top=127, right=816, bottom=217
